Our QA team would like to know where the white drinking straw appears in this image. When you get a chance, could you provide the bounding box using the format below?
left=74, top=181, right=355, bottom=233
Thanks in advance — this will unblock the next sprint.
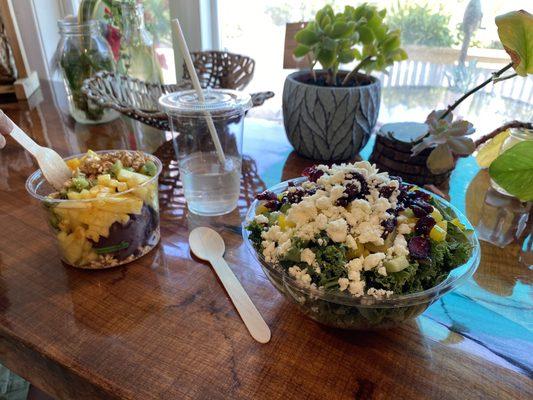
left=171, top=18, right=226, bottom=165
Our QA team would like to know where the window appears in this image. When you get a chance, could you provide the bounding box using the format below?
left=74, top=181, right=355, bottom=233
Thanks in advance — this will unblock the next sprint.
left=217, top=0, right=532, bottom=124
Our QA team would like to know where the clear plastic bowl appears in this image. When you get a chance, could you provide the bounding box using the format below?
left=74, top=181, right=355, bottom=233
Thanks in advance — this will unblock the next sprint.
left=242, top=178, right=481, bottom=330
left=26, top=150, right=162, bottom=269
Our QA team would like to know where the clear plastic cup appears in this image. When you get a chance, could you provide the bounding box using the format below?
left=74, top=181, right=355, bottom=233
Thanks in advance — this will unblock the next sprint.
left=159, top=89, right=252, bottom=216
left=26, top=150, right=162, bottom=269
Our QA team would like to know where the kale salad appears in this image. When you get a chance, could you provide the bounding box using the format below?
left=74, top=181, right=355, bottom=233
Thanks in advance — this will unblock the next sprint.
left=246, top=161, right=473, bottom=299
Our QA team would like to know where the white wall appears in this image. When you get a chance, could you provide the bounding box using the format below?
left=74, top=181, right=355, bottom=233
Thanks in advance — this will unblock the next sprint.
left=12, top=0, right=68, bottom=80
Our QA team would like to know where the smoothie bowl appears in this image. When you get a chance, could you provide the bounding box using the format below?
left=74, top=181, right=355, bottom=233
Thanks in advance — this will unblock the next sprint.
left=26, top=150, right=162, bottom=269
left=243, top=161, right=480, bottom=329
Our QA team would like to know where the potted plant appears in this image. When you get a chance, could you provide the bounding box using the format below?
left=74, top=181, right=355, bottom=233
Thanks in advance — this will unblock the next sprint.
left=283, top=4, right=407, bottom=161
left=371, top=9, right=532, bottom=187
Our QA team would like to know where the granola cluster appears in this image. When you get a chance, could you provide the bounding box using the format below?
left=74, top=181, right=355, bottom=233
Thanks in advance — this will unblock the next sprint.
left=78, top=151, right=149, bottom=180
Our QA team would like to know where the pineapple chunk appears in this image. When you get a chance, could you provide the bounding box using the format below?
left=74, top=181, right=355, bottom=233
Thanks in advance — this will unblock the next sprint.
left=116, top=182, right=128, bottom=192
left=117, top=168, right=150, bottom=187
left=66, top=158, right=81, bottom=170
left=97, top=174, right=112, bottom=186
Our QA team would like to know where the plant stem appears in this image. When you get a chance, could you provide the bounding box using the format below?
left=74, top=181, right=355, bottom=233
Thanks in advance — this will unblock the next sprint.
left=474, top=120, right=533, bottom=147
left=493, top=72, right=517, bottom=83
left=342, top=56, right=372, bottom=86
left=440, top=62, right=514, bottom=120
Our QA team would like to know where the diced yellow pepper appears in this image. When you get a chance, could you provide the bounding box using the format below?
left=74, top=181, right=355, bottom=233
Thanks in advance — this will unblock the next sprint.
left=278, top=214, right=295, bottom=230
left=256, top=204, right=268, bottom=215
left=430, top=225, right=447, bottom=242
left=437, top=220, right=447, bottom=231
left=347, top=242, right=365, bottom=259
left=431, top=208, right=443, bottom=222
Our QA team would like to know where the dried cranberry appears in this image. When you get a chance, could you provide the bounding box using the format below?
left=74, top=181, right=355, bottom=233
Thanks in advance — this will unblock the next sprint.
left=412, top=199, right=433, bottom=214
left=287, top=187, right=305, bottom=204
left=336, top=197, right=350, bottom=207
left=410, top=189, right=431, bottom=202
left=415, top=215, right=436, bottom=236
left=302, top=166, right=324, bottom=182
left=379, top=185, right=395, bottom=198
left=408, top=236, right=430, bottom=259
left=256, top=190, right=277, bottom=201
left=264, top=200, right=281, bottom=211
left=381, top=217, right=397, bottom=237
left=410, top=204, right=428, bottom=218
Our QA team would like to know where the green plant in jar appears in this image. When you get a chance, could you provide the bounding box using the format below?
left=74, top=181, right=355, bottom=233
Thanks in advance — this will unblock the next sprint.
left=57, top=18, right=118, bottom=123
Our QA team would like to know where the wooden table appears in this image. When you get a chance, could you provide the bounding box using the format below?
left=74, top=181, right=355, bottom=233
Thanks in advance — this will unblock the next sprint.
left=0, top=81, right=531, bottom=400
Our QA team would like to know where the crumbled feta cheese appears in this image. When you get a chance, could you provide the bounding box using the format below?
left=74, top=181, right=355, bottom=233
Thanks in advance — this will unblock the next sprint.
left=254, top=214, right=269, bottom=224
left=326, top=219, right=348, bottom=242
left=287, top=200, right=317, bottom=226
left=289, top=265, right=312, bottom=288
left=315, top=196, right=331, bottom=210
left=348, top=280, right=365, bottom=296
left=329, top=185, right=345, bottom=202
left=300, top=248, right=316, bottom=266
left=338, top=278, right=349, bottom=291
left=367, top=287, right=393, bottom=298
left=377, top=266, right=387, bottom=276
left=397, top=223, right=411, bottom=235
left=363, top=252, right=386, bottom=270
left=262, top=225, right=282, bottom=242
left=345, top=234, right=357, bottom=249
left=262, top=240, right=276, bottom=263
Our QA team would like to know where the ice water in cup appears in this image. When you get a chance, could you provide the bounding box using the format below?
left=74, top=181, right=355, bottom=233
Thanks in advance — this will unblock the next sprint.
left=159, top=89, right=252, bottom=216
left=180, top=152, right=241, bottom=215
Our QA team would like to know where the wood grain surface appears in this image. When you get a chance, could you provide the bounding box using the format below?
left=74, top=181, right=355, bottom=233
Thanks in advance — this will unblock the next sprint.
left=0, top=80, right=531, bottom=400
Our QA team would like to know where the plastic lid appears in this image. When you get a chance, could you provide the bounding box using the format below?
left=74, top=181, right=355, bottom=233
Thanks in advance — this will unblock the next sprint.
left=158, top=89, right=252, bottom=117
left=379, top=122, right=428, bottom=143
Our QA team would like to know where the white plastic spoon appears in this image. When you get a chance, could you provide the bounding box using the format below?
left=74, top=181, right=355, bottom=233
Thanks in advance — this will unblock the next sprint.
left=189, top=227, right=271, bottom=344
left=0, top=110, right=70, bottom=190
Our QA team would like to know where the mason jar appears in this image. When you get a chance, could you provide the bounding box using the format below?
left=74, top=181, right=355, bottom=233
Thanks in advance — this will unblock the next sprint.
left=56, top=17, right=119, bottom=124
left=491, top=127, right=533, bottom=197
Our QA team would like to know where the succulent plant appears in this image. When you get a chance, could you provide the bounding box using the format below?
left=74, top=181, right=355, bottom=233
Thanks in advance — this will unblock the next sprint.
left=293, top=3, right=407, bottom=86
left=411, top=110, right=475, bottom=174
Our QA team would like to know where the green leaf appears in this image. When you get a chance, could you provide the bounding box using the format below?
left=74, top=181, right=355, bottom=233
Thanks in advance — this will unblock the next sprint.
left=383, top=34, right=401, bottom=52
left=358, top=26, right=374, bottom=44
left=447, top=136, right=475, bottom=156
left=330, top=22, right=349, bottom=38
left=95, top=241, right=130, bottom=255
left=295, top=29, right=319, bottom=46
left=293, top=44, right=310, bottom=58
left=319, top=15, right=331, bottom=30
left=317, top=48, right=336, bottom=68
left=390, top=48, right=408, bottom=61
left=495, top=10, right=533, bottom=76
left=427, top=144, right=455, bottom=174
left=489, top=141, right=533, bottom=201
left=338, top=49, right=355, bottom=63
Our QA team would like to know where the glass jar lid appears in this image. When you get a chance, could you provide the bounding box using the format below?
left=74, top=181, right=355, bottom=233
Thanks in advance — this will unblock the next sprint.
left=158, top=89, right=252, bottom=117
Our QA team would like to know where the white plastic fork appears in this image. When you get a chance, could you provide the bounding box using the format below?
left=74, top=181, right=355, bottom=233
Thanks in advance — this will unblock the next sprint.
left=0, top=110, right=70, bottom=190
